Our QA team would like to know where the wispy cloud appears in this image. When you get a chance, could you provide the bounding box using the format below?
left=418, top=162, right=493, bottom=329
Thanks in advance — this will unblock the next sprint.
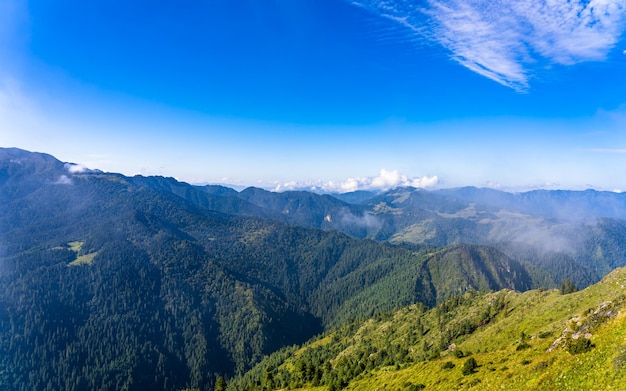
left=273, top=169, right=439, bottom=193
left=351, top=0, right=626, bottom=90
left=54, top=175, right=73, bottom=185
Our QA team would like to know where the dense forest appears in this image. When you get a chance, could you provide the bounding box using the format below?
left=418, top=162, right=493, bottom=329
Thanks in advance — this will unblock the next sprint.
left=3, top=148, right=626, bottom=390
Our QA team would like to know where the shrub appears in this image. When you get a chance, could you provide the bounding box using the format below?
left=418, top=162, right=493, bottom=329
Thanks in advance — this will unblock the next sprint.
left=442, top=361, right=456, bottom=370
left=462, top=357, right=478, bottom=376
left=532, top=361, right=550, bottom=371
left=404, top=382, right=426, bottom=391
left=537, top=331, right=553, bottom=339
left=567, top=338, right=594, bottom=355
left=428, top=349, right=440, bottom=361
left=516, top=342, right=531, bottom=351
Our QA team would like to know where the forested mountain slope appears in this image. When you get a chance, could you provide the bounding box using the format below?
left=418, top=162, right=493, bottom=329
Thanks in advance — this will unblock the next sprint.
left=190, top=179, right=626, bottom=292
left=215, top=181, right=626, bottom=290
left=231, top=266, right=626, bottom=391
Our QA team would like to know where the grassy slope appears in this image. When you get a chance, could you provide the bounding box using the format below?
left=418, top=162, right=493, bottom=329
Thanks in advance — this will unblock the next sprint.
left=247, top=267, right=626, bottom=391
left=66, top=241, right=98, bottom=266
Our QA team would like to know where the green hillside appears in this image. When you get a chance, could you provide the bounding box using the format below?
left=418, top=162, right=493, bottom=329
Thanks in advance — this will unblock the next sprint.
left=230, top=267, right=626, bottom=390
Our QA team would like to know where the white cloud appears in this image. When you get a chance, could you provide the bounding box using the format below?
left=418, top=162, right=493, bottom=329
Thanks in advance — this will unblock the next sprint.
left=351, top=0, right=626, bottom=90
left=65, top=163, right=90, bottom=173
left=272, top=169, right=439, bottom=193
left=54, top=175, right=73, bottom=185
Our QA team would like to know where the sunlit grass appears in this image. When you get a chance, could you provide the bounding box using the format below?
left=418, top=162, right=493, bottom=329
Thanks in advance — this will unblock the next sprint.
left=284, top=268, right=626, bottom=391
left=67, top=241, right=98, bottom=266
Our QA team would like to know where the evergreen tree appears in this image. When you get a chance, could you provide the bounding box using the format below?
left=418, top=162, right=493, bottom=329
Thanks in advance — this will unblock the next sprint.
left=214, top=376, right=227, bottom=391
left=560, top=278, right=578, bottom=294
left=263, top=366, right=275, bottom=390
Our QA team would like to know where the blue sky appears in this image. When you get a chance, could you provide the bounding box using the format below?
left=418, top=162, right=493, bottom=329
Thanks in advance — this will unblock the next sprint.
left=2, top=0, right=626, bottom=192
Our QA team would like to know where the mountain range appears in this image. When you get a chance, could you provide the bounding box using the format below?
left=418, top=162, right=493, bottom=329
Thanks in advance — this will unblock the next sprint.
left=2, top=147, right=626, bottom=390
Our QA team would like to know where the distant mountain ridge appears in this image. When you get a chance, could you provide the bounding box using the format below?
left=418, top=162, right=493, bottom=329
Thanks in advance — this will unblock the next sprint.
left=4, top=147, right=626, bottom=288
left=195, top=179, right=626, bottom=289
left=435, top=186, right=626, bottom=220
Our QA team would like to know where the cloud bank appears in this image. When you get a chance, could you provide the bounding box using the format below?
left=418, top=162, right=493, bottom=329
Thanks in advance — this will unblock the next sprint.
left=352, top=0, right=626, bottom=90
left=273, top=169, right=438, bottom=193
